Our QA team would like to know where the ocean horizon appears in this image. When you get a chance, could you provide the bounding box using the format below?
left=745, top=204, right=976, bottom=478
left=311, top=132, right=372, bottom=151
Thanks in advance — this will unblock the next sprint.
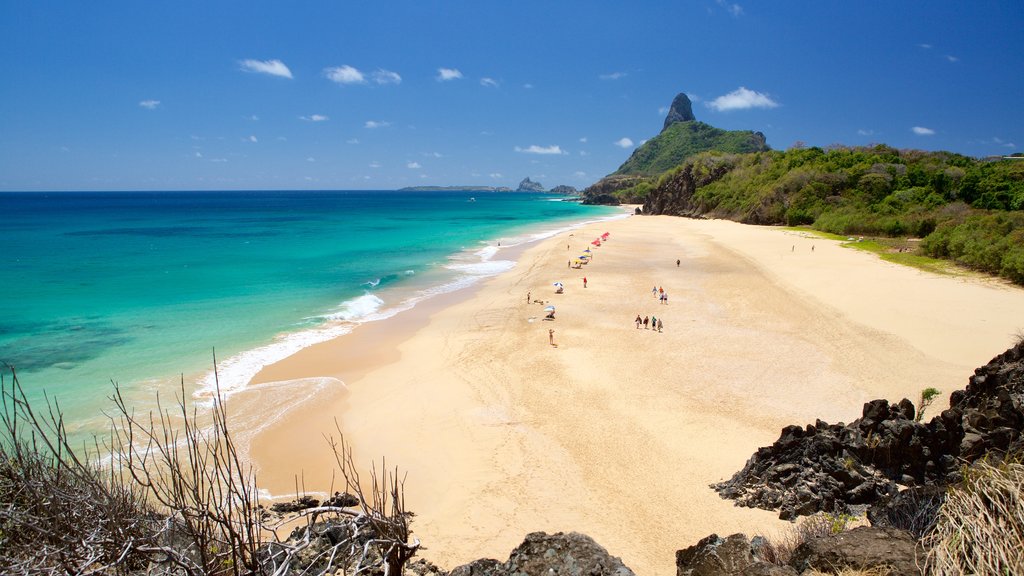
left=0, top=190, right=622, bottom=432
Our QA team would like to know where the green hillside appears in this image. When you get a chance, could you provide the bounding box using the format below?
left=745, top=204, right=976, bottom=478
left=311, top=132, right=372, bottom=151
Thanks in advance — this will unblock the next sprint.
left=639, top=146, right=1024, bottom=283
left=613, top=121, right=770, bottom=176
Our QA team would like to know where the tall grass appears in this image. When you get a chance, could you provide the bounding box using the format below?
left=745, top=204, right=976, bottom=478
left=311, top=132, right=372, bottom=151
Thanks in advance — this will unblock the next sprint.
left=923, top=460, right=1024, bottom=575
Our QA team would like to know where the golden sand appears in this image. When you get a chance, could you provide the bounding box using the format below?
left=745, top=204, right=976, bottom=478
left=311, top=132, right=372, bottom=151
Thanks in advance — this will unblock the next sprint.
left=240, top=215, right=1024, bottom=575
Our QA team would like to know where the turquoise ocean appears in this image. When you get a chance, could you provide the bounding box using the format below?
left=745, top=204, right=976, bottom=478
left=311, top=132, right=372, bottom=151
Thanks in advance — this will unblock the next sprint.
left=1, top=190, right=621, bottom=431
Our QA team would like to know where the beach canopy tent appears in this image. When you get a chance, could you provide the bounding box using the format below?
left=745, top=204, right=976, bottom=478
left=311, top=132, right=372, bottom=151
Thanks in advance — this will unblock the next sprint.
left=591, top=240, right=601, bottom=246
left=544, top=305, right=555, bottom=311
left=601, top=232, right=610, bottom=239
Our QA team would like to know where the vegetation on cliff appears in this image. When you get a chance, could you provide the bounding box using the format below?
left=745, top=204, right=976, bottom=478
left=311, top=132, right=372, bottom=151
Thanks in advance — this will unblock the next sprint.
left=631, top=146, right=1024, bottom=284
left=613, top=120, right=769, bottom=177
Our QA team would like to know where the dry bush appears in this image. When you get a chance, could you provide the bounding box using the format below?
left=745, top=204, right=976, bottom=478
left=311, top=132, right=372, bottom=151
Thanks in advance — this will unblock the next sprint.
left=2, top=363, right=419, bottom=576
left=923, top=459, right=1024, bottom=575
left=756, top=512, right=856, bottom=566
left=1, top=366, right=158, bottom=575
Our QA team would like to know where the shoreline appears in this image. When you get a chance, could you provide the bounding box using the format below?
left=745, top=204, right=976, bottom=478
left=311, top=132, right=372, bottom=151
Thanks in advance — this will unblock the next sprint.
left=241, top=215, right=1024, bottom=576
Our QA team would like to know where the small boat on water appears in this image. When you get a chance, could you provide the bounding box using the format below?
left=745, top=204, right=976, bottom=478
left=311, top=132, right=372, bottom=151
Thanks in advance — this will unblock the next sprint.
left=469, top=197, right=476, bottom=202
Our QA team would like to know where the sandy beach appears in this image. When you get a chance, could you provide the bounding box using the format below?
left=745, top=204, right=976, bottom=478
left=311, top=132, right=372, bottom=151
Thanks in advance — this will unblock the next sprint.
left=240, top=214, right=1024, bottom=576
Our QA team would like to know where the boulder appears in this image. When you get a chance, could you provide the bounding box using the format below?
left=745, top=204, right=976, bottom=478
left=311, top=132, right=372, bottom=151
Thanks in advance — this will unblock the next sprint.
left=675, top=533, right=795, bottom=576
left=788, top=526, right=922, bottom=575
left=449, top=532, right=635, bottom=576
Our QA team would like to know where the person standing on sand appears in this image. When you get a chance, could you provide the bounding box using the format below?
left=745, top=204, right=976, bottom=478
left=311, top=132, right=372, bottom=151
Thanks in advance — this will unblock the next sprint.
left=527, top=291, right=531, bottom=304
left=657, top=318, right=663, bottom=332
left=548, top=329, right=555, bottom=346
left=651, top=315, right=657, bottom=329
left=676, top=259, right=680, bottom=267
left=643, top=316, right=649, bottom=329
left=635, top=314, right=642, bottom=329
left=652, top=286, right=657, bottom=297
left=583, top=277, right=587, bottom=288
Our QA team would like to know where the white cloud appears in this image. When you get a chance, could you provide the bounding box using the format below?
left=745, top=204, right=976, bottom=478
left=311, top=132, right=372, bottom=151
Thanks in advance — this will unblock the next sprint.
left=247, top=135, right=258, bottom=143
left=717, top=0, right=743, bottom=16
left=523, top=83, right=534, bottom=89
left=599, top=72, right=626, bottom=80
left=369, top=162, right=381, bottom=168
left=574, top=171, right=587, bottom=178
left=657, top=106, right=668, bottom=115
left=424, top=152, right=442, bottom=158
left=918, top=43, right=933, bottom=49
left=858, top=129, right=875, bottom=136
left=240, top=59, right=293, bottom=79
left=490, top=173, right=503, bottom=179
left=579, top=137, right=588, bottom=143
left=579, top=151, right=589, bottom=156
left=211, top=158, right=228, bottom=163
left=347, top=138, right=360, bottom=144
left=194, top=151, right=202, bottom=158
left=300, top=114, right=329, bottom=122
left=324, top=65, right=366, bottom=84
left=437, top=68, right=463, bottom=81
left=407, top=161, right=421, bottom=169
left=306, top=157, right=315, bottom=162
left=707, top=87, right=779, bottom=111
left=946, top=55, right=959, bottom=63
left=480, top=77, right=499, bottom=87
left=514, top=145, right=567, bottom=155
left=373, top=69, right=402, bottom=84
left=912, top=126, right=935, bottom=135
left=249, top=115, right=259, bottom=121
left=365, top=120, right=391, bottom=129
left=139, top=99, right=160, bottom=110
left=615, top=137, right=634, bottom=148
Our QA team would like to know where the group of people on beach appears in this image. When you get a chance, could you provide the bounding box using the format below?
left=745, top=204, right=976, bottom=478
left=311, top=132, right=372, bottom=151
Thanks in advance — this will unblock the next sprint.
left=635, top=314, right=663, bottom=332
left=652, top=285, right=669, bottom=304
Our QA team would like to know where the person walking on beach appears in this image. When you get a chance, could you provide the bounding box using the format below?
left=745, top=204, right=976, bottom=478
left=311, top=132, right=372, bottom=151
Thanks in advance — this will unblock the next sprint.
left=643, top=316, right=649, bottom=329
left=652, top=286, right=657, bottom=297
left=676, top=259, right=680, bottom=267
left=583, top=276, right=587, bottom=288
left=548, top=329, right=555, bottom=346
left=527, top=291, right=531, bottom=304
left=657, top=318, right=663, bottom=332
left=635, top=314, right=642, bottom=329
left=651, top=315, right=657, bottom=330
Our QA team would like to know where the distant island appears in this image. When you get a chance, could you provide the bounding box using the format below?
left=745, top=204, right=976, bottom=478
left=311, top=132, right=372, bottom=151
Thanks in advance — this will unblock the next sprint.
left=398, top=185, right=514, bottom=192
left=400, top=178, right=579, bottom=195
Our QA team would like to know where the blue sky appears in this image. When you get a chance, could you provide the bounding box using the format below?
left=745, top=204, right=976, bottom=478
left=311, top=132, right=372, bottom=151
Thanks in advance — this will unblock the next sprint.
left=1, top=1, right=1021, bottom=191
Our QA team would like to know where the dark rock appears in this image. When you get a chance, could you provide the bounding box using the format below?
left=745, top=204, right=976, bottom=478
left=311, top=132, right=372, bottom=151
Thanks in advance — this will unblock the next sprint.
left=324, top=491, right=359, bottom=507
left=270, top=495, right=320, bottom=513
left=663, top=92, right=697, bottom=131
left=788, top=526, right=922, bottom=575
left=406, top=558, right=448, bottom=576
left=714, top=341, right=1024, bottom=520
left=868, top=485, right=946, bottom=538
left=516, top=177, right=545, bottom=192
left=675, top=533, right=794, bottom=576
left=451, top=531, right=634, bottom=576
left=549, top=185, right=579, bottom=195
left=448, top=558, right=504, bottom=576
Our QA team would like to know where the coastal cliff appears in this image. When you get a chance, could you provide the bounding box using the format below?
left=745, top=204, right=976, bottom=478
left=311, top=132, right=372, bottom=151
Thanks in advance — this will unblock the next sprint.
left=581, top=92, right=769, bottom=204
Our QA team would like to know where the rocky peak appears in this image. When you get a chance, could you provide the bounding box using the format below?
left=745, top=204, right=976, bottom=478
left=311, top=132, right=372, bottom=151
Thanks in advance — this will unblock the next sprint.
left=662, top=92, right=696, bottom=132
left=516, top=177, right=545, bottom=192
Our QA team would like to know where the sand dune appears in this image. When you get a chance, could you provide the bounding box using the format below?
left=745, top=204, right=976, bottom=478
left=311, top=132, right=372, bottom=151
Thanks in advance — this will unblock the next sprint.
left=245, top=215, right=1024, bottom=576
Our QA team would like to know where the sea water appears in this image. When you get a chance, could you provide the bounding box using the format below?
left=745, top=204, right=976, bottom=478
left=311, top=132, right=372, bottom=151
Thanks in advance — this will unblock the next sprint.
left=0, top=190, right=620, bottom=431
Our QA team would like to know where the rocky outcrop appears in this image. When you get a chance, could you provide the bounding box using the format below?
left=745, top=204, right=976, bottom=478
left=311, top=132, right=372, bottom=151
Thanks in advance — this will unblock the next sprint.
left=676, top=533, right=795, bottom=576
left=714, top=342, right=1024, bottom=520
left=788, top=526, right=922, bottom=575
left=581, top=175, right=648, bottom=205
left=516, top=177, right=545, bottom=192
left=549, top=184, right=579, bottom=195
left=642, top=156, right=736, bottom=217
left=448, top=531, right=635, bottom=576
left=676, top=528, right=921, bottom=576
left=663, top=92, right=696, bottom=131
